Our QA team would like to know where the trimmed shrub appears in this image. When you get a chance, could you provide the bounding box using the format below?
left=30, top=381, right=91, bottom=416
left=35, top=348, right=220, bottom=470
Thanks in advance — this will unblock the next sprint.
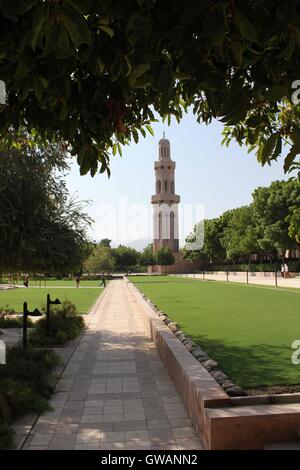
left=0, top=344, right=59, bottom=448
left=1, top=379, right=50, bottom=419
left=0, top=424, right=15, bottom=450
left=29, top=300, right=84, bottom=346
left=0, top=344, right=59, bottom=401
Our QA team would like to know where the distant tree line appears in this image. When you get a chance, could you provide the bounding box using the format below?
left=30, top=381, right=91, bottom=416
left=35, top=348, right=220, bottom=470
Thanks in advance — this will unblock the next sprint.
left=185, top=179, right=300, bottom=270
left=84, top=241, right=174, bottom=274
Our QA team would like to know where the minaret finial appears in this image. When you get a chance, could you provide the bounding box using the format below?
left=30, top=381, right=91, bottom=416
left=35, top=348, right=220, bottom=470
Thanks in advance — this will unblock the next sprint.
left=163, top=130, right=165, bottom=139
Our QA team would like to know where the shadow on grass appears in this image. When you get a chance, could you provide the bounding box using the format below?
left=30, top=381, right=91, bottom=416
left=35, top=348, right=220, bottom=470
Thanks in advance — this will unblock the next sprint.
left=188, top=334, right=300, bottom=389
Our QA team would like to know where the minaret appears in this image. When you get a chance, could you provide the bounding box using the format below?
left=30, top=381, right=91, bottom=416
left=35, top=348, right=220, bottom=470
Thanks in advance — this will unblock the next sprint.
left=151, top=136, right=180, bottom=253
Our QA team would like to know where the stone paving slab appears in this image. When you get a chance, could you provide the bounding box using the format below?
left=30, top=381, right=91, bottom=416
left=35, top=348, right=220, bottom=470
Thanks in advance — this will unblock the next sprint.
left=24, top=280, right=203, bottom=450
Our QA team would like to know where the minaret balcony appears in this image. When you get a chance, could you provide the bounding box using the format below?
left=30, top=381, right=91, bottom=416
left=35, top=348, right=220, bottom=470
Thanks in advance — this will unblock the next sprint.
left=151, top=194, right=180, bottom=204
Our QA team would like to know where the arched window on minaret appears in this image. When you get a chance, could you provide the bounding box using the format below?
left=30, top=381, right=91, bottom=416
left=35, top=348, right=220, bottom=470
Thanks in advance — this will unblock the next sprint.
left=171, top=181, right=174, bottom=194
left=164, top=180, right=168, bottom=191
left=156, top=180, right=161, bottom=194
left=170, top=211, right=174, bottom=242
left=159, top=211, right=162, bottom=241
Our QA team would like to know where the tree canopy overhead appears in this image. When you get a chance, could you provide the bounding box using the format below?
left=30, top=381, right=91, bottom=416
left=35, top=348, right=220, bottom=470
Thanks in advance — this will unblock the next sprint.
left=1, top=1, right=300, bottom=176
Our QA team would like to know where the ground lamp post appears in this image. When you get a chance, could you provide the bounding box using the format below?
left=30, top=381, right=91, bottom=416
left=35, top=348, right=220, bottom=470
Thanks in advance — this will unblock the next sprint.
left=46, top=294, right=61, bottom=335
left=23, top=302, right=42, bottom=348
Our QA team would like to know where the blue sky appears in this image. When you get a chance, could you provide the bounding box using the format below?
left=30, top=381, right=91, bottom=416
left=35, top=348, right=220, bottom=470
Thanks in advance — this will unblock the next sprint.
left=65, top=109, right=291, bottom=249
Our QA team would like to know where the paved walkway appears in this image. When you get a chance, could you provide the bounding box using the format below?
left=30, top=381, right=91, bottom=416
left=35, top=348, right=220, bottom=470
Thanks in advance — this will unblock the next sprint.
left=24, top=280, right=203, bottom=450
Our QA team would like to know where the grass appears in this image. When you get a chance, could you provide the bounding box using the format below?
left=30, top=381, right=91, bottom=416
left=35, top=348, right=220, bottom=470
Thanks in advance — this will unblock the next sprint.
left=130, top=275, right=300, bottom=388
left=0, top=286, right=102, bottom=314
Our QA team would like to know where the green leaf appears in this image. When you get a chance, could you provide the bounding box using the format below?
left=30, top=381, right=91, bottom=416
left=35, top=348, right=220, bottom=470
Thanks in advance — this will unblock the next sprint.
left=31, top=3, right=47, bottom=50
left=173, top=72, right=191, bottom=80
left=64, top=16, right=81, bottom=47
left=110, top=59, right=122, bottom=82
left=57, top=30, right=70, bottom=52
left=260, top=134, right=278, bottom=165
left=291, top=128, right=300, bottom=147
left=18, top=0, right=39, bottom=15
left=272, top=135, right=282, bottom=160
left=284, top=146, right=298, bottom=173
left=63, top=3, right=91, bottom=45
left=234, top=10, right=257, bottom=42
left=278, top=32, right=296, bottom=61
left=129, top=64, right=150, bottom=86
left=99, top=25, right=114, bottom=38
left=145, top=124, right=154, bottom=136
left=132, top=129, right=139, bottom=144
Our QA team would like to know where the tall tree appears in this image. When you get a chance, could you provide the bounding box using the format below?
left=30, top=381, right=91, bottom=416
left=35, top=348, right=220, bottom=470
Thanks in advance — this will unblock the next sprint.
left=111, top=245, right=139, bottom=273
left=84, top=244, right=115, bottom=274
left=288, top=208, right=300, bottom=246
left=220, top=206, right=259, bottom=262
left=0, top=128, right=91, bottom=273
left=99, top=239, right=112, bottom=248
left=156, top=247, right=175, bottom=267
left=252, top=179, right=300, bottom=254
left=140, top=244, right=156, bottom=267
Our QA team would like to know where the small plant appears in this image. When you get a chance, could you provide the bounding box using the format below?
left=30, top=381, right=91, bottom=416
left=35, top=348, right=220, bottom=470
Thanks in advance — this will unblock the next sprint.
left=1, top=379, right=51, bottom=419
left=0, top=344, right=59, bottom=449
left=29, top=300, right=85, bottom=346
left=0, top=344, right=60, bottom=402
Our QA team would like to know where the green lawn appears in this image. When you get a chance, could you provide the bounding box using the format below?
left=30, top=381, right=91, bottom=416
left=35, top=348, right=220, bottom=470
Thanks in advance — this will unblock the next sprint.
left=0, top=287, right=102, bottom=314
left=130, top=275, right=300, bottom=388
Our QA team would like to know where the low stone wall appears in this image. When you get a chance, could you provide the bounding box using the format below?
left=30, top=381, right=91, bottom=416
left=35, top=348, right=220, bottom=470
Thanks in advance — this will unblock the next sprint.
left=127, top=279, right=300, bottom=449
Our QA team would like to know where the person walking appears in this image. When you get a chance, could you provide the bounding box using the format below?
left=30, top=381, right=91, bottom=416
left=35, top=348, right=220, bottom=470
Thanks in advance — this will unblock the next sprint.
left=99, top=274, right=106, bottom=288
left=284, top=263, right=290, bottom=278
left=75, top=273, right=81, bottom=288
left=280, top=264, right=285, bottom=278
left=23, top=273, right=29, bottom=287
